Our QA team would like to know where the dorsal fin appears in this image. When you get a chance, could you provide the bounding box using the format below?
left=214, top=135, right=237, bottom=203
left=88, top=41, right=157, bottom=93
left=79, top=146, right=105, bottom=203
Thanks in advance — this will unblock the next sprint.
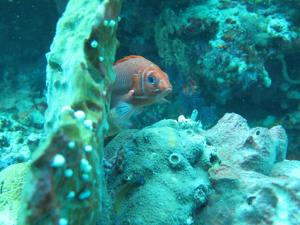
left=114, top=55, right=145, bottom=65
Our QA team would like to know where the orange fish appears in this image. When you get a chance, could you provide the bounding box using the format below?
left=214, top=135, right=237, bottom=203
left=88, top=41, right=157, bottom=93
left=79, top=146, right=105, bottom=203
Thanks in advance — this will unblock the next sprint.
left=111, top=55, right=172, bottom=122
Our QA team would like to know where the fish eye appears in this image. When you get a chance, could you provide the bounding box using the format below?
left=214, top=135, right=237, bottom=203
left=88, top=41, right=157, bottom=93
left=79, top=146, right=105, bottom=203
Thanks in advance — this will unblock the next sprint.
left=147, top=75, right=157, bottom=85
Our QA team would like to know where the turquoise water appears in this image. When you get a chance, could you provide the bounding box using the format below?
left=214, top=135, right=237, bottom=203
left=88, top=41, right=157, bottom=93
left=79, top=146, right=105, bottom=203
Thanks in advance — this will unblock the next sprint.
left=0, top=0, right=300, bottom=224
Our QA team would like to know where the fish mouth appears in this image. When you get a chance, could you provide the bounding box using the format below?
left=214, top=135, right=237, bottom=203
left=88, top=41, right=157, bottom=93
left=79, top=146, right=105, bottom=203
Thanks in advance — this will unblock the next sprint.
left=163, top=87, right=172, bottom=96
left=156, top=87, right=172, bottom=100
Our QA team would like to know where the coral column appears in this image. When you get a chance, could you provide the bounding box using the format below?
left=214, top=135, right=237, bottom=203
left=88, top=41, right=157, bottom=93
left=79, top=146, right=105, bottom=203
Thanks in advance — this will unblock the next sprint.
left=18, top=0, right=122, bottom=225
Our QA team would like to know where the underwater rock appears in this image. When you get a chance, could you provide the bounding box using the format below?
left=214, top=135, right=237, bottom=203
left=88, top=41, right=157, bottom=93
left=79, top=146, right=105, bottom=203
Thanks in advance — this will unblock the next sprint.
left=201, top=163, right=300, bottom=225
left=1, top=0, right=300, bottom=224
left=205, top=113, right=250, bottom=149
left=154, top=0, right=298, bottom=104
left=30, top=110, right=45, bottom=129
left=0, top=111, right=296, bottom=225
left=193, top=114, right=297, bottom=225
left=26, top=133, right=41, bottom=152
left=271, top=160, right=300, bottom=180
left=0, top=62, right=47, bottom=128
left=281, top=107, right=300, bottom=159
left=105, top=119, right=213, bottom=225
left=116, top=0, right=300, bottom=158
left=205, top=113, right=287, bottom=175
left=0, top=63, right=46, bottom=171
left=0, top=116, right=36, bottom=171
left=105, top=112, right=297, bottom=225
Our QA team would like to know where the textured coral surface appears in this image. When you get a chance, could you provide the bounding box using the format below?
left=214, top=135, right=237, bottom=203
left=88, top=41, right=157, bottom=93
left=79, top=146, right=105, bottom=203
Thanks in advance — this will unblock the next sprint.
left=117, top=0, right=300, bottom=158
left=0, top=0, right=299, bottom=224
left=0, top=163, right=28, bottom=225
left=104, top=113, right=299, bottom=225
left=1, top=0, right=299, bottom=164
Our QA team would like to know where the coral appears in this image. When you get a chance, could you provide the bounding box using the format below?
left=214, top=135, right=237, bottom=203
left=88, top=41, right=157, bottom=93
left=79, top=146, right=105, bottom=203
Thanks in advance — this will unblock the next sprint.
left=193, top=114, right=297, bottom=225
left=200, top=164, right=300, bottom=224
left=0, top=63, right=47, bottom=129
left=266, top=17, right=296, bottom=42
left=1, top=0, right=299, bottom=160
left=280, top=107, right=300, bottom=159
left=271, top=160, right=300, bottom=179
left=0, top=115, right=36, bottom=171
left=0, top=210, right=15, bottom=225
left=18, top=0, right=122, bottom=224
left=0, top=111, right=296, bottom=224
left=0, top=163, right=28, bottom=225
left=154, top=1, right=298, bottom=105
left=105, top=118, right=213, bottom=225
left=205, top=113, right=287, bottom=174
left=278, top=54, right=300, bottom=85
left=154, top=9, right=191, bottom=74
left=168, top=153, right=184, bottom=169
left=0, top=0, right=300, bottom=224
left=104, top=112, right=296, bottom=225
left=151, top=0, right=300, bottom=158
left=0, top=62, right=45, bottom=171
left=150, top=0, right=300, bottom=138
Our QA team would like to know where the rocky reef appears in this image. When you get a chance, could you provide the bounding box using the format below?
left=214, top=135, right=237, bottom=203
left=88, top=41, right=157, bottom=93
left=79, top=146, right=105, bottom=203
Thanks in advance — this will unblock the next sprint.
left=0, top=0, right=58, bottom=173
left=117, top=0, right=300, bottom=159
left=104, top=112, right=300, bottom=225
left=2, top=112, right=298, bottom=224
left=0, top=0, right=299, bottom=165
left=0, top=0, right=300, bottom=224
left=0, top=64, right=46, bottom=170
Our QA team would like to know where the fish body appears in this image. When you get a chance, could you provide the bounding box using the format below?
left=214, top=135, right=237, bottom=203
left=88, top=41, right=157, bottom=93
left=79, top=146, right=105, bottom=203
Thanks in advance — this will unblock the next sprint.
left=110, top=55, right=172, bottom=122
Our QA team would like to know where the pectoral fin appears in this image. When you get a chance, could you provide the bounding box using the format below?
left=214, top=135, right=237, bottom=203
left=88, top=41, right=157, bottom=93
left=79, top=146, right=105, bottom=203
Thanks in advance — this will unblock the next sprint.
left=111, top=101, right=141, bottom=122
left=120, top=90, right=135, bottom=102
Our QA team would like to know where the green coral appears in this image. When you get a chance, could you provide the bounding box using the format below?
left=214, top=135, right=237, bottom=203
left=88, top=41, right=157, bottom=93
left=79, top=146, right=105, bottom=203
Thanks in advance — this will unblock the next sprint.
left=0, top=163, right=28, bottom=225
left=18, top=0, right=122, bottom=224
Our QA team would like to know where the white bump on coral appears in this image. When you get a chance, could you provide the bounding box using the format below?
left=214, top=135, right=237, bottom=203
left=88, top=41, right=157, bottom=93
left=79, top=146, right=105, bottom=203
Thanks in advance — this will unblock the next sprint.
left=90, top=40, right=98, bottom=48
left=79, top=189, right=91, bottom=200
left=58, top=218, right=68, bottom=225
left=66, top=191, right=75, bottom=199
left=64, top=169, right=73, bottom=178
left=80, top=158, right=92, bottom=173
left=83, top=119, right=93, bottom=130
left=61, top=105, right=72, bottom=113
left=99, top=56, right=104, bottom=62
left=84, top=145, right=93, bottom=152
left=51, top=154, right=66, bottom=168
left=67, top=141, right=76, bottom=149
left=74, top=110, right=86, bottom=121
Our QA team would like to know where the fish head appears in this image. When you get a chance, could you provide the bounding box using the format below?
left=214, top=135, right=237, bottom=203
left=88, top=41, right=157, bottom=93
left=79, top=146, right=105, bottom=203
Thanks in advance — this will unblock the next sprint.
left=141, top=65, right=173, bottom=101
